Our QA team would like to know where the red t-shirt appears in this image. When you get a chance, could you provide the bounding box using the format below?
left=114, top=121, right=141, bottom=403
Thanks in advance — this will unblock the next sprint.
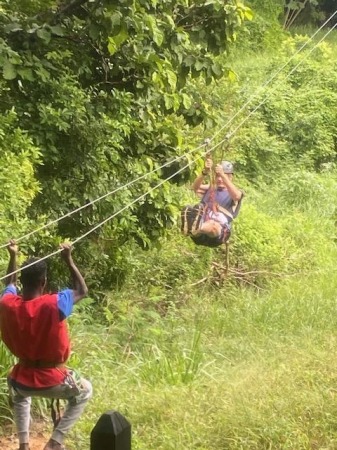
left=0, top=290, right=73, bottom=388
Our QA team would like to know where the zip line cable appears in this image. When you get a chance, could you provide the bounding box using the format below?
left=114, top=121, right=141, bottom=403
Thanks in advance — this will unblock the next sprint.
left=0, top=150, right=208, bottom=281
left=71, top=152, right=205, bottom=246
left=209, top=9, right=337, bottom=145
left=1, top=10, right=335, bottom=251
left=224, top=21, right=337, bottom=143
left=1, top=13, right=336, bottom=277
left=0, top=142, right=207, bottom=250
left=199, top=20, right=337, bottom=159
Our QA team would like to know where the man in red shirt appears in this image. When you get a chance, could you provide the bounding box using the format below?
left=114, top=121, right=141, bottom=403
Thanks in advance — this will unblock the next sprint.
left=0, top=240, right=92, bottom=450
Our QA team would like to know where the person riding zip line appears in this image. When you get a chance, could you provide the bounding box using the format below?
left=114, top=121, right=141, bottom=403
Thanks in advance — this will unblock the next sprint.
left=0, top=240, right=92, bottom=450
left=191, top=157, right=243, bottom=245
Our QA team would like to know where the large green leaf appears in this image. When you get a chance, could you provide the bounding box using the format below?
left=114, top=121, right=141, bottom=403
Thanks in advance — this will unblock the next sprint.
left=3, top=60, right=17, bottom=80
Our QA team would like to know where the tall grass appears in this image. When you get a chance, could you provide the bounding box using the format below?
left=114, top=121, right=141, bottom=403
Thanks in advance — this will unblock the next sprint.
left=55, top=262, right=337, bottom=450
left=0, top=342, right=13, bottom=422
left=2, top=185, right=337, bottom=449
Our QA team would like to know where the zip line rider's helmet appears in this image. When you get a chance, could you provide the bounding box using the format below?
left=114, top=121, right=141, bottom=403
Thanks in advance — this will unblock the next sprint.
left=221, top=161, right=234, bottom=174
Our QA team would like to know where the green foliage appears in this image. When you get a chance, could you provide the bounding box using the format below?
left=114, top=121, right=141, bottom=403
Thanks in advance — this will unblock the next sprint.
left=2, top=5, right=337, bottom=448
left=228, top=167, right=337, bottom=281
left=99, top=230, right=214, bottom=322
left=274, top=170, right=337, bottom=214
left=261, top=39, right=337, bottom=170
left=246, top=0, right=331, bottom=33
left=240, top=0, right=285, bottom=50
left=136, top=328, right=204, bottom=385
left=0, top=342, right=14, bottom=421
left=0, top=106, right=42, bottom=270
left=205, top=35, right=337, bottom=184
left=0, top=110, right=40, bottom=211
left=51, top=266, right=337, bottom=449
left=0, top=0, right=251, bottom=287
left=232, top=203, right=289, bottom=272
left=283, top=0, right=326, bottom=29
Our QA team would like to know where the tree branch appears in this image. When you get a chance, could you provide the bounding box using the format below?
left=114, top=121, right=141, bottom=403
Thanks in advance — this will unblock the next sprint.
left=55, top=0, right=89, bottom=18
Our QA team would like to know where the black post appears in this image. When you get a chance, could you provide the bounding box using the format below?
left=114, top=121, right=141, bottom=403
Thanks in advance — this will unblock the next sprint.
left=90, top=410, right=131, bottom=450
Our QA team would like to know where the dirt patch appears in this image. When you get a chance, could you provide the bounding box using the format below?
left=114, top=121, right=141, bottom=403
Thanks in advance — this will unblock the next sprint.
left=0, top=420, right=50, bottom=450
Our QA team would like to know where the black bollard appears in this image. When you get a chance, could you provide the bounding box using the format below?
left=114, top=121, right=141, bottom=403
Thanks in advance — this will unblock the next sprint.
left=90, top=410, right=131, bottom=450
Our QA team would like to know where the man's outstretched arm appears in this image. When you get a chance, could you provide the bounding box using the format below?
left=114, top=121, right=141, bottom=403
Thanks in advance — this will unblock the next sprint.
left=60, top=242, right=88, bottom=304
left=191, top=157, right=212, bottom=197
left=215, top=165, right=242, bottom=202
left=3, top=240, right=18, bottom=287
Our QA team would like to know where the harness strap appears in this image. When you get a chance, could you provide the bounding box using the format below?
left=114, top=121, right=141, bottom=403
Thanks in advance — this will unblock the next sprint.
left=191, top=205, right=205, bottom=234
left=183, top=207, right=189, bottom=235
left=51, top=398, right=62, bottom=429
left=19, top=359, right=65, bottom=369
left=231, top=199, right=239, bottom=214
left=216, top=205, right=234, bottom=220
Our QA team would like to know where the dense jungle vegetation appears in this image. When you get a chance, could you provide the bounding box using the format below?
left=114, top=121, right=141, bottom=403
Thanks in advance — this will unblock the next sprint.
left=1, top=0, right=337, bottom=448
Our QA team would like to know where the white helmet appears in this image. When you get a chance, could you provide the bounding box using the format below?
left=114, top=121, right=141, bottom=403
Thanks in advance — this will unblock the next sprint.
left=221, top=161, right=234, bottom=174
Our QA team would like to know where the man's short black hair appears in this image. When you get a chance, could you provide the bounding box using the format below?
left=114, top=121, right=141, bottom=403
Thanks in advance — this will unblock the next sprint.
left=20, top=258, right=47, bottom=289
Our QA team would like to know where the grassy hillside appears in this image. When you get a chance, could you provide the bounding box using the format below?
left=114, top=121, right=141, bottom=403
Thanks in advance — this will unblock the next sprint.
left=62, top=28, right=337, bottom=449
left=1, top=13, right=337, bottom=450
left=67, top=263, right=337, bottom=449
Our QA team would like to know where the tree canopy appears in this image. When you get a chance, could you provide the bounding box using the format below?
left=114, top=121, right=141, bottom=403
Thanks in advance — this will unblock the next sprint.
left=0, top=0, right=251, bottom=284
